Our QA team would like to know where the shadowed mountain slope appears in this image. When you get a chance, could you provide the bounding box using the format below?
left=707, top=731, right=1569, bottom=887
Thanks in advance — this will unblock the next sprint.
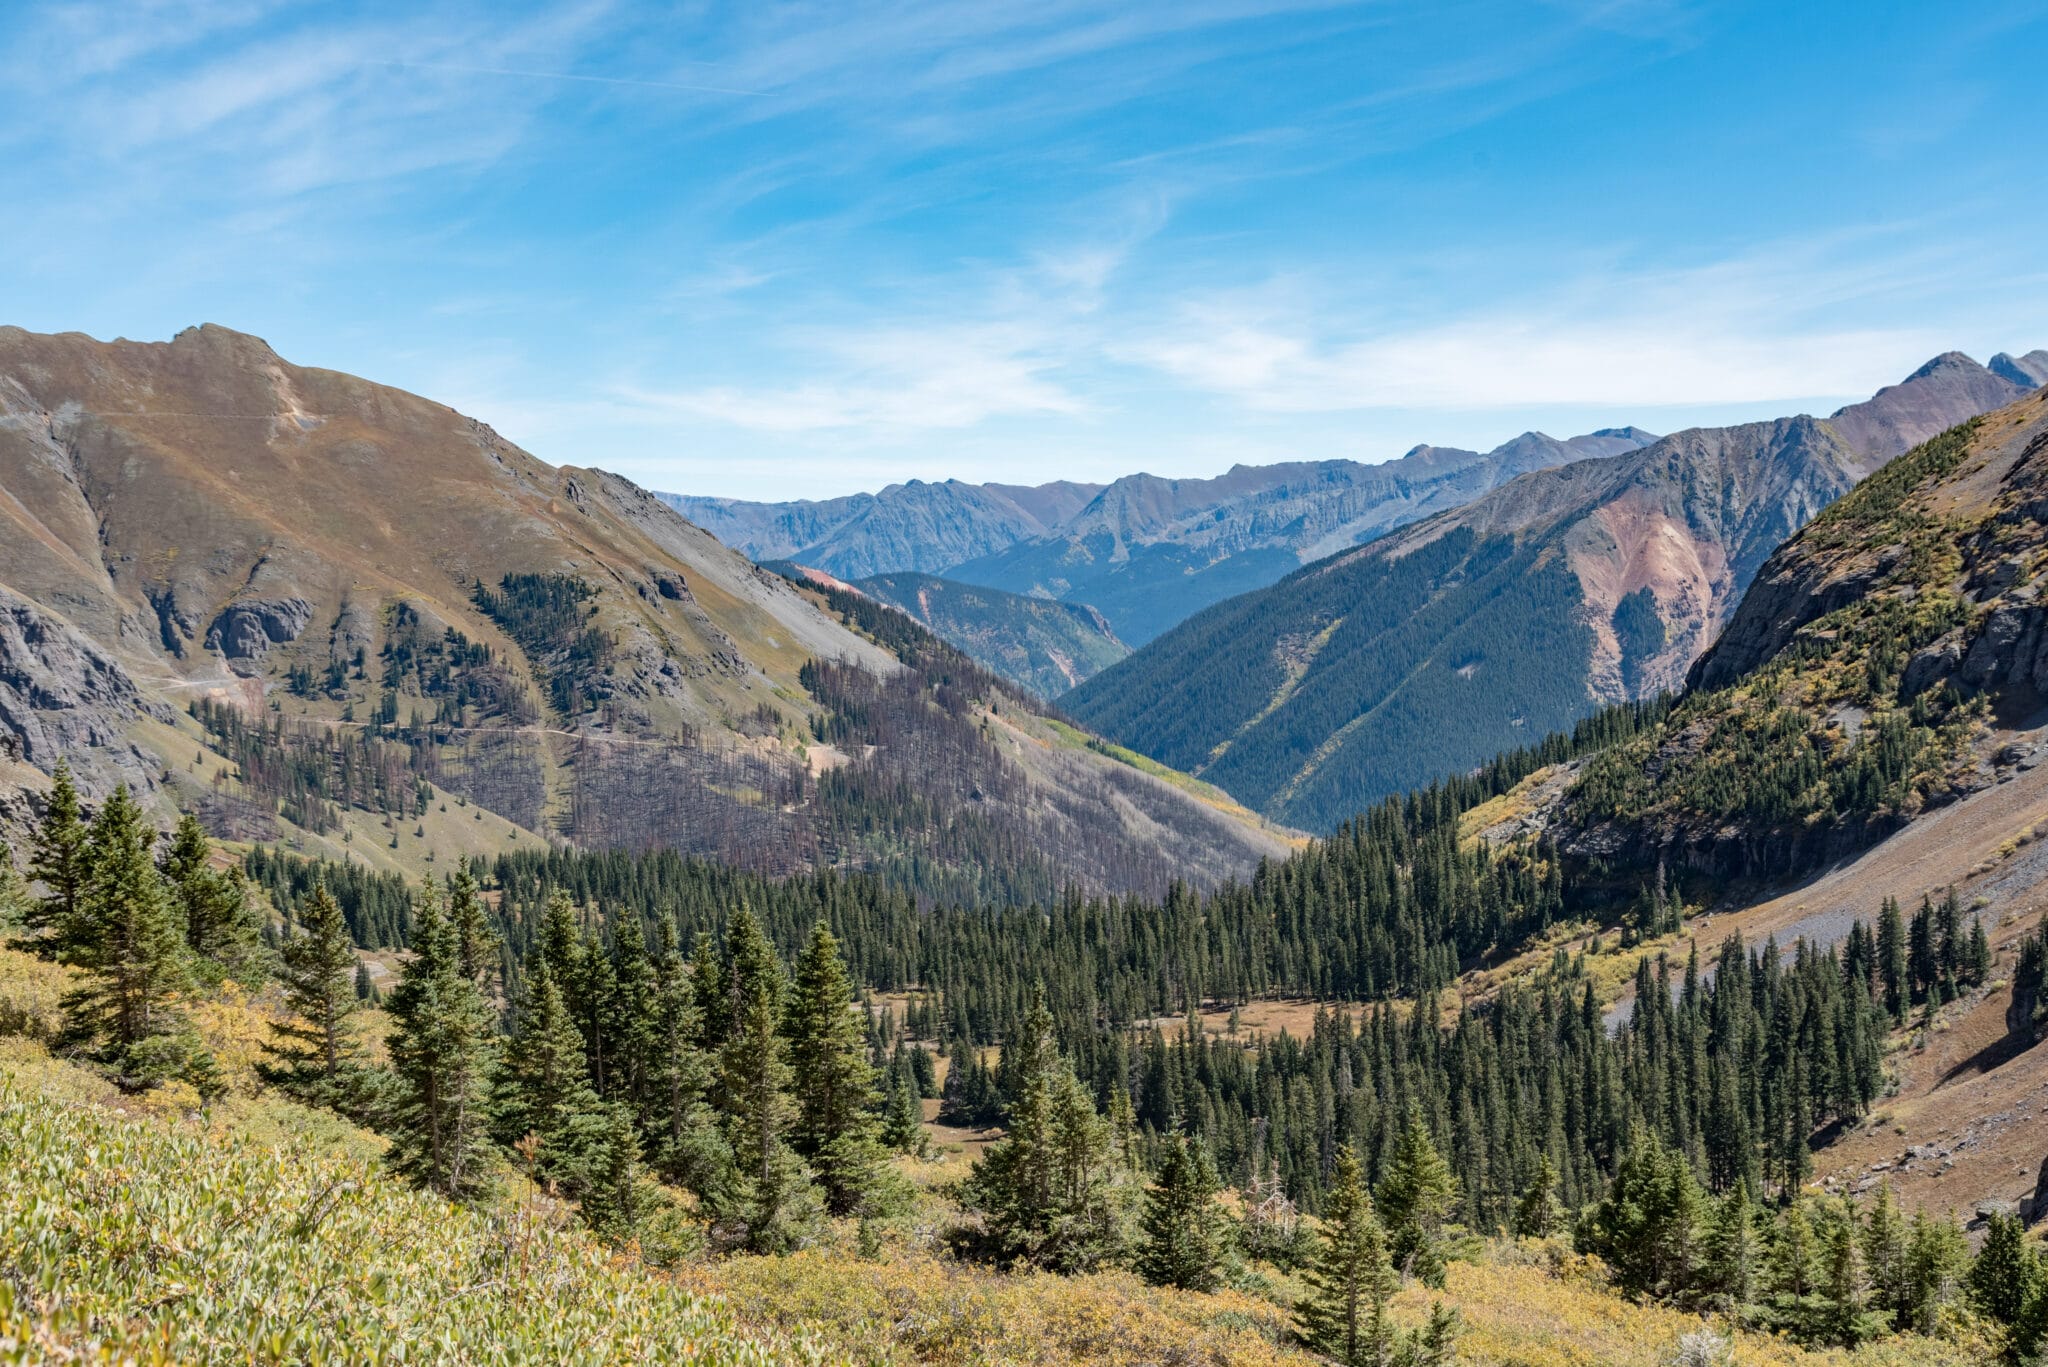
left=1068, top=352, right=2038, bottom=831
left=846, top=570, right=1128, bottom=700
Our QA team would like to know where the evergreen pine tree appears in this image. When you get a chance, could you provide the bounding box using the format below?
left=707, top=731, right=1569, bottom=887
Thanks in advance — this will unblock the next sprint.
left=881, top=1061, right=927, bottom=1155
left=385, top=877, right=497, bottom=1201
left=1898, top=1210, right=1968, bottom=1335
left=1876, top=897, right=1908, bottom=1023
left=1819, top=1198, right=1886, bottom=1346
left=1762, top=1201, right=1826, bottom=1339
left=258, top=885, right=366, bottom=1110
left=576, top=1101, right=675, bottom=1254
left=1378, top=1109, right=1458, bottom=1287
left=1703, top=1182, right=1761, bottom=1311
left=645, top=922, right=729, bottom=1198
left=1970, top=1211, right=2041, bottom=1329
left=967, top=987, right=1122, bottom=1272
left=1860, top=1183, right=1907, bottom=1322
left=784, top=921, right=891, bottom=1216
left=1511, top=1154, right=1565, bottom=1238
left=1136, top=1134, right=1228, bottom=1291
left=161, top=813, right=262, bottom=985
left=714, top=907, right=815, bottom=1253
left=446, top=858, right=497, bottom=996
left=1907, top=897, right=1936, bottom=1004
left=1933, top=891, right=1963, bottom=1004
left=58, top=786, right=210, bottom=1092
left=1298, top=1143, right=1399, bottom=1366
left=1965, top=920, right=1991, bottom=988
left=1583, top=1133, right=1707, bottom=1302
left=24, top=757, right=89, bottom=953
left=497, top=953, right=607, bottom=1196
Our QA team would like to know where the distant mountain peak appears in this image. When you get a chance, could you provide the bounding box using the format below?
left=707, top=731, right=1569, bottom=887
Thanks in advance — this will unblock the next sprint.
left=1991, top=350, right=2048, bottom=389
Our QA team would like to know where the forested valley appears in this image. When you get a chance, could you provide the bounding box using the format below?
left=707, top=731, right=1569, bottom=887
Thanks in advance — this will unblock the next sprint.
left=8, top=671, right=2042, bottom=1366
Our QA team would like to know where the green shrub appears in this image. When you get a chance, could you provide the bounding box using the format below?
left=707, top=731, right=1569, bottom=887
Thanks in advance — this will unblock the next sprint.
left=0, top=1077, right=800, bottom=1364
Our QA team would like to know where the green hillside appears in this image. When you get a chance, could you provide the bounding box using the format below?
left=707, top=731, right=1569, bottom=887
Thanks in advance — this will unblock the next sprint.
left=850, top=570, right=1129, bottom=699
left=1064, top=528, right=1598, bottom=832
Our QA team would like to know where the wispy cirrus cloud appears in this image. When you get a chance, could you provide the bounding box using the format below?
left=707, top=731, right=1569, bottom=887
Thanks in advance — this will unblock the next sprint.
left=1118, top=229, right=2034, bottom=414
left=619, top=322, right=1088, bottom=434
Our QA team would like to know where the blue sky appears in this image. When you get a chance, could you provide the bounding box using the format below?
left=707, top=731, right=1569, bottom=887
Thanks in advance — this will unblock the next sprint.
left=4, top=1, right=2046, bottom=499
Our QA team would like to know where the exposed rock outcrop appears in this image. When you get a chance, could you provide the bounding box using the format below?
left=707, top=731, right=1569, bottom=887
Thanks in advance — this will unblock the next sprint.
left=1696, top=401, right=2048, bottom=698
left=205, top=596, right=313, bottom=658
left=0, top=584, right=168, bottom=765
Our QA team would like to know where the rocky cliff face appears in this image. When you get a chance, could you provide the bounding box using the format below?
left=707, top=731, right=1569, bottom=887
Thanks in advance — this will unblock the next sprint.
left=1554, top=385, right=2048, bottom=882
left=1696, top=386, right=2048, bottom=698
left=0, top=584, right=170, bottom=797
left=1386, top=351, right=2036, bottom=702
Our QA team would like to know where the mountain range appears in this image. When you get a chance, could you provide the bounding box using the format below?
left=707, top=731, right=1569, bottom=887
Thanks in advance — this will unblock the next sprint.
left=664, top=427, right=1659, bottom=647
left=0, top=324, right=1292, bottom=901
left=1065, top=350, right=2044, bottom=831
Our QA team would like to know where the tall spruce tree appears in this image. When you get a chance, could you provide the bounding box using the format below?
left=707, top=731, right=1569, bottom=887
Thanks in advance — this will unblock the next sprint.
left=1899, top=1210, right=1969, bottom=1335
left=784, top=921, right=891, bottom=1216
left=24, top=758, right=88, bottom=953
left=1819, top=1198, right=1886, bottom=1347
left=1298, top=1143, right=1399, bottom=1366
left=1136, top=1134, right=1228, bottom=1291
left=57, top=786, right=210, bottom=1092
left=161, top=812, right=262, bottom=985
left=714, top=907, right=814, bottom=1253
left=967, top=987, right=1123, bottom=1272
left=1583, top=1134, right=1707, bottom=1302
left=1511, top=1154, right=1566, bottom=1238
left=1378, top=1110, right=1457, bottom=1287
left=645, top=922, right=729, bottom=1199
left=385, top=877, right=497, bottom=1201
left=1876, top=897, right=1908, bottom=1023
left=258, top=885, right=366, bottom=1110
left=446, top=858, right=497, bottom=996
left=497, top=953, right=606, bottom=1197
left=1970, top=1211, right=2041, bottom=1330
left=1703, top=1182, right=1761, bottom=1311
left=881, top=1062, right=926, bottom=1155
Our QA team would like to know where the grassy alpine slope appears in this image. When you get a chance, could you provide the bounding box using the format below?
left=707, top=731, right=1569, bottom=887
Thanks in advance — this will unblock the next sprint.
left=0, top=969, right=1985, bottom=1367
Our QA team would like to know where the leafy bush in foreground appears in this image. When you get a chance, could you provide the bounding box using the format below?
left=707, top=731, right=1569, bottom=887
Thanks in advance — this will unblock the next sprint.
left=0, top=1079, right=798, bottom=1365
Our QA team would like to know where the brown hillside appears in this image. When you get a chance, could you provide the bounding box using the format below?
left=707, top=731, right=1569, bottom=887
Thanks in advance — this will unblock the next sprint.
left=0, top=324, right=1290, bottom=894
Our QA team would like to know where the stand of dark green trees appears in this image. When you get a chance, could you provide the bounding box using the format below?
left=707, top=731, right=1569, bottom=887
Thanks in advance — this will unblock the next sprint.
left=19, top=733, right=2041, bottom=1360
left=17, top=762, right=261, bottom=1096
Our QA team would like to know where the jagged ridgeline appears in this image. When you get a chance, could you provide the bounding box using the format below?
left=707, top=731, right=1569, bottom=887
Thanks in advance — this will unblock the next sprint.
left=1565, top=387, right=2048, bottom=877
left=1068, top=352, right=2037, bottom=832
